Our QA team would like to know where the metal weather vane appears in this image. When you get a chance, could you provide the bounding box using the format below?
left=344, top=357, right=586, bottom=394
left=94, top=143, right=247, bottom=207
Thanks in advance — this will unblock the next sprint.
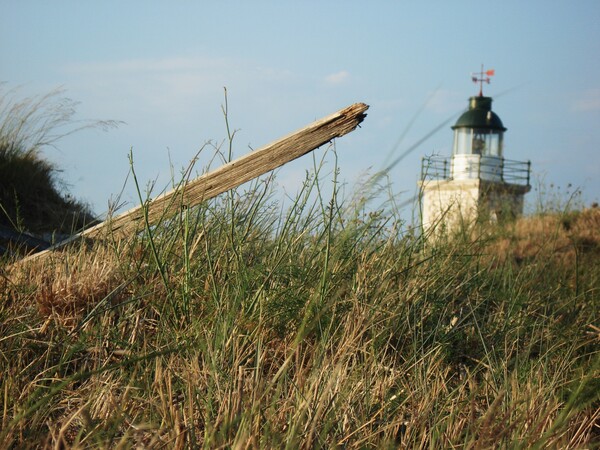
left=472, top=64, right=495, bottom=96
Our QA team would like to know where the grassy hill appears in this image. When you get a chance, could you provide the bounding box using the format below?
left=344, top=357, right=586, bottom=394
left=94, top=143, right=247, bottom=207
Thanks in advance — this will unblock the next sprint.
left=0, top=140, right=95, bottom=239
left=0, top=87, right=103, bottom=253
left=1, top=168, right=598, bottom=447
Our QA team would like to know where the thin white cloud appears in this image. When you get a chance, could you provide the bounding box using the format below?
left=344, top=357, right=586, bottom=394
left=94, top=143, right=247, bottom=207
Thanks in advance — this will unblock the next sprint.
left=59, top=56, right=306, bottom=123
left=253, top=66, right=297, bottom=83
left=571, top=88, right=600, bottom=112
left=63, top=56, right=298, bottom=86
left=63, top=56, right=230, bottom=75
left=61, top=56, right=234, bottom=104
left=324, top=70, right=350, bottom=85
left=61, top=56, right=302, bottom=99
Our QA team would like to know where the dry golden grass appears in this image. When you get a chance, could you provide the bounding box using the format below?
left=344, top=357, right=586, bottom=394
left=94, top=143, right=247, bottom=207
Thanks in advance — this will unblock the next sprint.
left=1, top=195, right=599, bottom=448
left=488, top=206, right=600, bottom=267
left=7, top=243, right=124, bottom=331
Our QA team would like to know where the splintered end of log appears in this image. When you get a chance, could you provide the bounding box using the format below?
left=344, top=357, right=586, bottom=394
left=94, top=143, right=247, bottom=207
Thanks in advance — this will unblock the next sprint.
left=337, top=102, right=368, bottom=130
left=348, top=103, right=369, bottom=125
left=15, top=102, right=369, bottom=266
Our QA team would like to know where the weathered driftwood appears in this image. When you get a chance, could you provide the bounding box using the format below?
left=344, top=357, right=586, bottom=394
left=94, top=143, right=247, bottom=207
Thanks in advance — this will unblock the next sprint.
left=21, top=102, right=368, bottom=262
left=0, top=224, right=51, bottom=255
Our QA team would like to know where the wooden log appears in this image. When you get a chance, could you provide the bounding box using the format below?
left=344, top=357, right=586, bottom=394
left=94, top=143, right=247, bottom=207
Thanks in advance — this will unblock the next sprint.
left=19, top=102, right=368, bottom=262
left=0, top=224, right=51, bottom=255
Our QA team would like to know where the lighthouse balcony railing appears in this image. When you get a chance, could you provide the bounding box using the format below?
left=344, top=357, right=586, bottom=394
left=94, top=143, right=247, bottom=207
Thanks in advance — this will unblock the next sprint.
left=420, top=155, right=530, bottom=186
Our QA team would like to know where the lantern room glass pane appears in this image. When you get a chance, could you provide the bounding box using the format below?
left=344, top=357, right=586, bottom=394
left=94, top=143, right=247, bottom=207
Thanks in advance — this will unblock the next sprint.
left=453, top=129, right=472, bottom=155
left=488, top=133, right=503, bottom=157
left=453, top=128, right=504, bottom=157
left=472, top=131, right=486, bottom=155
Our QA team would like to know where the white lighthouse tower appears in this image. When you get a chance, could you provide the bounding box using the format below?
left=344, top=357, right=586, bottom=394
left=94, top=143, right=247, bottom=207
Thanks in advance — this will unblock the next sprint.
left=418, top=67, right=531, bottom=236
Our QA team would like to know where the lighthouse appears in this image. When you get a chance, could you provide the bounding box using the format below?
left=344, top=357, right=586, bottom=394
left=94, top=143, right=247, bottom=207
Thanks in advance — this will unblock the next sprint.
left=418, top=67, right=531, bottom=236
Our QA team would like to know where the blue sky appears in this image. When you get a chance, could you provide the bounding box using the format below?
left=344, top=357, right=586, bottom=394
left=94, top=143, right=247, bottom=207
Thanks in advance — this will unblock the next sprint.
left=2, top=1, right=599, bottom=221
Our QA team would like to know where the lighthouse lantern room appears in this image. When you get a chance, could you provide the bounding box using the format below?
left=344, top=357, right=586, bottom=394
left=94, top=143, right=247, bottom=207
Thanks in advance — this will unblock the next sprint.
left=419, top=67, right=531, bottom=236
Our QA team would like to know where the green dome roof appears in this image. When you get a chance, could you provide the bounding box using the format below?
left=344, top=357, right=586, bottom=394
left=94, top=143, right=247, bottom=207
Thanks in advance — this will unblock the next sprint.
left=452, top=96, right=506, bottom=131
